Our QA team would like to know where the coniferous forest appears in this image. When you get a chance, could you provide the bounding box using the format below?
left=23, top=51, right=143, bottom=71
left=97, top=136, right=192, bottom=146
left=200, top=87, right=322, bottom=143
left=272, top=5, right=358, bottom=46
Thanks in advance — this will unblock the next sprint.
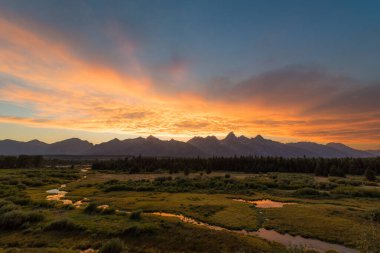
left=91, top=156, right=380, bottom=177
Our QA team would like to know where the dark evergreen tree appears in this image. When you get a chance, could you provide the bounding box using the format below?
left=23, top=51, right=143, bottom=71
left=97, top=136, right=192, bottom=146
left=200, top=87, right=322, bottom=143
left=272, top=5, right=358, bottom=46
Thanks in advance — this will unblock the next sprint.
left=365, top=169, right=377, bottom=181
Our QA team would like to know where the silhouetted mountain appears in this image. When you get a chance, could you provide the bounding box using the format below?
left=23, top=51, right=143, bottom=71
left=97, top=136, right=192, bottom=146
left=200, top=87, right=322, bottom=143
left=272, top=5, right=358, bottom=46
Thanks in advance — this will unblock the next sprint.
left=0, top=138, right=92, bottom=155
left=286, top=142, right=346, bottom=158
left=0, top=133, right=375, bottom=157
left=85, top=136, right=204, bottom=157
left=366, top=149, right=380, bottom=156
left=189, top=134, right=373, bottom=158
left=188, top=135, right=231, bottom=156
left=0, top=139, right=48, bottom=155
left=286, top=142, right=372, bottom=158
left=190, top=134, right=312, bottom=157
left=46, top=138, right=93, bottom=155
left=326, top=143, right=371, bottom=158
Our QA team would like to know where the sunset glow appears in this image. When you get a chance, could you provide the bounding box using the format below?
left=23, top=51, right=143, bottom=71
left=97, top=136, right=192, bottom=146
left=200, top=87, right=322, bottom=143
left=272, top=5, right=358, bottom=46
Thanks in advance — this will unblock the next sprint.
left=0, top=1, right=379, bottom=149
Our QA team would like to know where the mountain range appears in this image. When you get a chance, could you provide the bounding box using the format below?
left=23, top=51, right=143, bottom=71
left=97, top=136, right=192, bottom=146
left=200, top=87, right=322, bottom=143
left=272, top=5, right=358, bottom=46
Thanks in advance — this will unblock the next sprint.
left=0, top=132, right=377, bottom=158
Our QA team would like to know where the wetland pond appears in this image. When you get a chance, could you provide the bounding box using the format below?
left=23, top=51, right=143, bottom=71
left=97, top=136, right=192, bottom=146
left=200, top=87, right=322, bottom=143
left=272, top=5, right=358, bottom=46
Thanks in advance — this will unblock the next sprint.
left=44, top=172, right=356, bottom=253
left=46, top=188, right=86, bottom=207
left=151, top=212, right=358, bottom=253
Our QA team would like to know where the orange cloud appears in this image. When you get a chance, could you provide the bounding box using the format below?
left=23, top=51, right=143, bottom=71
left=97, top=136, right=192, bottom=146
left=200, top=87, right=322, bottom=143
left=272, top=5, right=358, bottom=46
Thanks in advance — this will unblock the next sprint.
left=0, top=17, right=379, bottom=149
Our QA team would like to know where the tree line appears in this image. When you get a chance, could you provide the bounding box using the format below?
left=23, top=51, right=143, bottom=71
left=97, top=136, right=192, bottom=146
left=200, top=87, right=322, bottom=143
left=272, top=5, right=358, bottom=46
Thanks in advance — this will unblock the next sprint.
left=1, top=155, right=378, bottom=178
left=0, top=155, right=93, bottom=169
left=0, top=155, right=44, bottom=168
left=91, top=156, right=380, bottom=177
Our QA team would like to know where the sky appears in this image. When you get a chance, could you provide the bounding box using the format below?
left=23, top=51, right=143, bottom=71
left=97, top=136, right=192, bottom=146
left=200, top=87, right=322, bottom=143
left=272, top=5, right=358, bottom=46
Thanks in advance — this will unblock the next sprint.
left=0, top=0, right=379, bottom=149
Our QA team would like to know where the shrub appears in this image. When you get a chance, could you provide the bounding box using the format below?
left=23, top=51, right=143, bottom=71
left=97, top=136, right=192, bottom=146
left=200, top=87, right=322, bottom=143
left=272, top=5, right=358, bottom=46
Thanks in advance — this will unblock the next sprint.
left=365, top=169, right=377, bottom=182
left=332, top=186, right=380, bottom=198
left=44, top=219, right=84, bottom=232
left=363, top=181, right=378, bottom=186
left=315, top=182, right=337, bottom=190
left=329, top=166, right=346, bottom=177
left=21, top=179, right=44, bottom=187
left=62, top=204, right=75, bottom=210
left=0, top=200, right=10, bottom=208
left=84, top=202, right=98, bottom=214
left=348, top=180, right=362, bottom=186
left=129, top=210, right=142, bottom=220
left=294, top=188, right=322, bottom=197
left=0, top=203, right=19, bottom=214
left=99, top=238, right=124, bottom=253
left=10, top=196, right=32, bottom=206
left=0, top=210, right=44, bottom=230
left=365, top=208, right=380, bottom=222
left=154, top=176, right=172, bottom=183
left=33, top=200, right=56, bottom=208
left=120, top=225, right=156, bottom=237
left=101, top=207, right=116, bottom=215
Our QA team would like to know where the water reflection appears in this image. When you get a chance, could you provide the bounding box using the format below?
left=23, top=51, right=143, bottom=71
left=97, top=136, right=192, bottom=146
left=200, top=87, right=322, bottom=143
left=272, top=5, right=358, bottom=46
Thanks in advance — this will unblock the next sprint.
left=151, top=212, right=357, bottom=253
left=233, top=199, right=295, bottom=208
left=46, top=188, right=87, bottom=208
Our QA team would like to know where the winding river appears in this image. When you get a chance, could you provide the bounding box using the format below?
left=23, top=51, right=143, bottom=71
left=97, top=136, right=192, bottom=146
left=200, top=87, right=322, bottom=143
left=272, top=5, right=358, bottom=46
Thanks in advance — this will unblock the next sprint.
left=150, top=212, right=358, bottom=253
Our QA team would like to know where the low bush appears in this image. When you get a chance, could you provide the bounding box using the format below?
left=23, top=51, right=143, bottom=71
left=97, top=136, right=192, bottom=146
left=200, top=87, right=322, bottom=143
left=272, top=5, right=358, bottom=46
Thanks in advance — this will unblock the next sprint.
left=99, top=238, right=124, bottom=253
left=0, top=203, right=19, bottom=214
left=293, top=188, right=322, bottom=197
left=84, top=202, right=98, bottom=214
left=101, top=207, right=116, bottom=215
left=365, top=208, right=380, bottom=222
left=44, top=219, right=84, bottom=232
left=154, top=176, right=172, bottom=183
left=32, top=200, right=56, bottom=208
left=363, top=181, right=378, bottom=186
left=130, top=210, right=142, bottom=220
left=0, top=210, right=44, bottom=230
left=10, top=196, right=32, bottom=206
left=365, top=169, right=377, bottom=182
left=331, top=186, right=380, bottom=198
left=119, top=224, right=156, bottom=237
left=315, top=182, right=337, bottom=190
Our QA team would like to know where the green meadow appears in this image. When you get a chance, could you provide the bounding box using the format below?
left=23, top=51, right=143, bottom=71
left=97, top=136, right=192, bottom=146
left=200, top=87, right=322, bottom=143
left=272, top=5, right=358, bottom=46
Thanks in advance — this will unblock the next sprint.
left=1, top=167, right=380, bottom=253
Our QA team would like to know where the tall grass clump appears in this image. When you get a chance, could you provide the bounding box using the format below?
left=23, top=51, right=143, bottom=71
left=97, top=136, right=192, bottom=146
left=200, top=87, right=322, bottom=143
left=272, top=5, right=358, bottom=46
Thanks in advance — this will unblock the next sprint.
left=0, top=210, right=44, bottom=229
left=129, top=210, right=142, bottom=220
left=84, top=202, right=98, bottom=214
left=44, top=219, right=84, bottom=232
left=99, top=238, right=124, bottom=253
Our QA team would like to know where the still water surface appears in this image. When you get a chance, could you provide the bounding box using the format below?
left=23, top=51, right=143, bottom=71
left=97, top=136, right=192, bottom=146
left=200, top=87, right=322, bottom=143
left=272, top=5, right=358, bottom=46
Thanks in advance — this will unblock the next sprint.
left=151, top=212, right=357, bottom=253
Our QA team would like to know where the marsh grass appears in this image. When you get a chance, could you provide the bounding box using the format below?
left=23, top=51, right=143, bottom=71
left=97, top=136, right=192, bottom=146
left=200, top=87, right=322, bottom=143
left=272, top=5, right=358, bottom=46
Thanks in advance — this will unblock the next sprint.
left=0, top=210, right=44, bottom=230
left=0, top=168, right=378, bottom=252
left=99, top=238, right=124, bottom=253
left=44, top=219, right=85, bottom=232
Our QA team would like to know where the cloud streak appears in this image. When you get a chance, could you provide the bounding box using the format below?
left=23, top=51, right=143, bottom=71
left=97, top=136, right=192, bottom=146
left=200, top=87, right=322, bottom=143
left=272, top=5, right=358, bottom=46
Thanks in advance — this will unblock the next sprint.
left=0, top=14, right=379, bottom=149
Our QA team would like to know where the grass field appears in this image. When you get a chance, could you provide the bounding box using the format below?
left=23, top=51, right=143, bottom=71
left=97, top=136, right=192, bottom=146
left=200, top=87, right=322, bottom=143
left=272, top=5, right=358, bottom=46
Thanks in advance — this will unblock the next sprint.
left=1, top=167, right=380, bottom=252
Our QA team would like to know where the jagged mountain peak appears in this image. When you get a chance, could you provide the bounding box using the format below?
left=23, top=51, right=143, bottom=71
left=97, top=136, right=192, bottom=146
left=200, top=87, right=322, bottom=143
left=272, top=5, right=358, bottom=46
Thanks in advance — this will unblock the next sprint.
left=27, top=139, right=46, bottom=144
left=52, top=138, right=88, bottom=144
left=0, top=134, right=374, bottom=158
left=238, top=135, right=250, bottom=141
left=146, top=135, right=159, bottom=141
left=224, top=131, right=237, bottom=141
left=252, top=135, right=265, bottom=141
left=188, top=135, right=218, bottom=142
